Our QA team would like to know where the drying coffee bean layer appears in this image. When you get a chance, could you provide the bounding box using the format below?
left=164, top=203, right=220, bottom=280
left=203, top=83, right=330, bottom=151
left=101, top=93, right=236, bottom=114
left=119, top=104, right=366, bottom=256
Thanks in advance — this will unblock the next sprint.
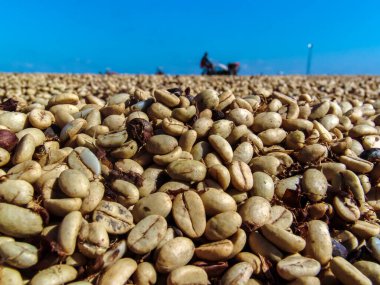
left=0, top=74, right=379, bottom=285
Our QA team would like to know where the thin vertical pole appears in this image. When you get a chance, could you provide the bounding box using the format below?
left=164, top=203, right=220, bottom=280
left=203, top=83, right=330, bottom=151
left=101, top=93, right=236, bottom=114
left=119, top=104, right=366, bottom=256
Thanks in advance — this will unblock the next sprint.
left=306, top=43, right=313, bottom=75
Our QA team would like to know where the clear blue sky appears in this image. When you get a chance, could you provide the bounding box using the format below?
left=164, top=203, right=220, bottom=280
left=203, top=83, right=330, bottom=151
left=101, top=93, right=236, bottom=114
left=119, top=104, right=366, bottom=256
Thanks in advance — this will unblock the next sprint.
left=1, top=0, right=380, bottom=75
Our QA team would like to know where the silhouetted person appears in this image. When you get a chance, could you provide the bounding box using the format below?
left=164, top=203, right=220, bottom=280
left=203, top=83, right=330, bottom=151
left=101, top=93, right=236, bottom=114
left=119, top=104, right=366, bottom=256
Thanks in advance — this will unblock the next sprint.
left=200, top=52, right=213, bottom=74
left=200, top=52, right=240, bottom=75
left=156, top=67, right=165, bottom=75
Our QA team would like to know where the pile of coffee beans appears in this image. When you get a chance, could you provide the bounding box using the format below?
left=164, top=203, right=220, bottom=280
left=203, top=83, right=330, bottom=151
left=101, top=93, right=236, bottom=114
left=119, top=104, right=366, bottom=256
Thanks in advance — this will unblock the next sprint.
left=0, top=74, right=379, bottom=285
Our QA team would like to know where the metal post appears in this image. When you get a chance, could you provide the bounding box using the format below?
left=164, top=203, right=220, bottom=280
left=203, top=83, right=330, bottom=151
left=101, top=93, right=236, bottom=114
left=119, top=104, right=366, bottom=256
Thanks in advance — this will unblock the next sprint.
left=306, top=43, right=313, bottom=75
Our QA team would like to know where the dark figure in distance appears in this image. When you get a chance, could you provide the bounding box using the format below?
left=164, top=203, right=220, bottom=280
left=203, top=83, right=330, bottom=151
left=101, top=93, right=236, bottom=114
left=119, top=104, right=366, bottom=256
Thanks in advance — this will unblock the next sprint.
left=155, top=67, right=165, bottom=75
left=200, top=52, right=240, bottom=75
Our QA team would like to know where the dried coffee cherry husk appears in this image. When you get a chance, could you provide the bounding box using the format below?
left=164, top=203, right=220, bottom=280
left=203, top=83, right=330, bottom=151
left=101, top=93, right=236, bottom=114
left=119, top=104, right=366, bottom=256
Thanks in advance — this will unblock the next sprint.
left=212, top=110, right=225, bottom=120
left=332, top=239, right=348, bottom=258
left=0, top=129, right=19, bottom=151
left=0, top=98, right=18, bottom=111
left=360, top=148, right=380, bottom=162
left=44, top=125, right=60, bottom=142
left=184, top=87, right=195, bottom=103
left=192, top=261, right=228, bottom=278
left=108, top=169, right=144, bottom=187
left=127, top=118, right=153, bottom=145
left=167, top=87, right=182, bottom=96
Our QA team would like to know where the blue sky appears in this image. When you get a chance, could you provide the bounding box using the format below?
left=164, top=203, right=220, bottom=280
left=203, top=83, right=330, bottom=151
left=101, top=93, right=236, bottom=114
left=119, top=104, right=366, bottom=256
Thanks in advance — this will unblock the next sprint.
left=1, top=0, right=380, bottom=75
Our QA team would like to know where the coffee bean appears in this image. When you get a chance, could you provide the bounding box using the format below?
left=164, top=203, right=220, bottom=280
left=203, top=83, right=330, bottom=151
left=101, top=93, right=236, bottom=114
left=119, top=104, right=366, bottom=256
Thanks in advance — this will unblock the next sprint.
left=229, top=161, right=253, bottom=192
left=172, top=191, right=206, bottom=238
left=127, top=215, right=167, bottom=254
left=276, top=255, right=321, bottom=281
left=330, top=257, right=371, bottom=285
left=205, top=211, right=242, bottom=241
left=155, top=237, right=195, bottom=273
left=93, top=201, right=134, bottom=234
